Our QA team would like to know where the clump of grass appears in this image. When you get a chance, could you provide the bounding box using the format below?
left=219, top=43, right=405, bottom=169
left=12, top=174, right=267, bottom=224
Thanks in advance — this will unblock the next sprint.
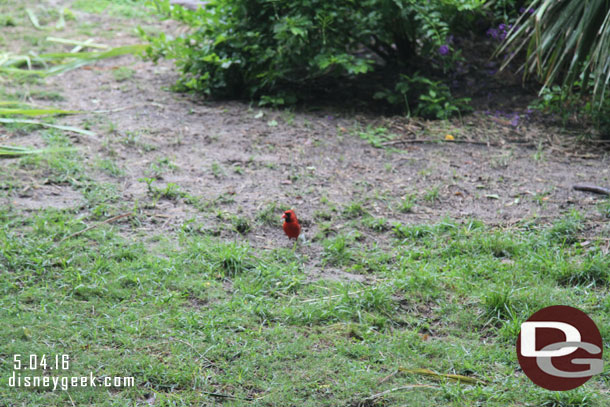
left=112, top=66, right=134, bottom=82
left=545, top=211, right=583, bottom=245
left=598, top=199, right=610, bottom=219
left=209, top=242, right=254, bottom=277
left=399, top=193, right=417, bottom=213
left=393, top=222, right=433, bottom=240
left=554, top=254, right=610, bottom=287
left=356, top=126, right=396, bottom=148
left=231, top=215, right=251, bottom=235
left=342, top=201, right=366, bottom=219
left=256, top=202, right=288, bottom=226
left=361, top=216, right=389, bottom=232
left=483, top=290, right=516, bottom=322
left=536, top=388, right=598, bottom=407
left=423, top=186, right=440, bottom=202
left=323, top=234, right=353, bottom=266
left=313, top=209, right=332, bottom=222
left=154, top=182, right=182, bottom=200
left=148, top=157, right=177, bottom=177
left=96, top=158, right=124, bottom=177
left=211, top=162, right=224, bottom=178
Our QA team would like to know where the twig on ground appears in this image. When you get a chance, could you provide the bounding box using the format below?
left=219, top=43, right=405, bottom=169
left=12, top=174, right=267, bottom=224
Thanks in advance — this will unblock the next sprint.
left=572, top=184, right=610, bottom=196
left=200, top=391, right=254, bottom=401
left=381, top=138, right=496, bottom=147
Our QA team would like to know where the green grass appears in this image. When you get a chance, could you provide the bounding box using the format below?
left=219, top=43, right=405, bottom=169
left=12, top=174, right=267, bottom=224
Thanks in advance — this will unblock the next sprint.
left=0, top=3, right=607, bottom=404
left=112, top=66, right=135, bottom=82
left=71, top=0, right=151, bottom=19
left=1, top=207, right=607, bottom=406
left=399, top=193, right=417, bottom=213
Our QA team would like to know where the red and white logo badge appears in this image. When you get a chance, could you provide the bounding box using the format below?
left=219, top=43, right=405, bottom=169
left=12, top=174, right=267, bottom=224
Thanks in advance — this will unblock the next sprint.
left=517, top=305, right=603, bottom=391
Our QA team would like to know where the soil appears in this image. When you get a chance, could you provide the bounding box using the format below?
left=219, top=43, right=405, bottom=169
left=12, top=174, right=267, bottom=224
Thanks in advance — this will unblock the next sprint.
left=2, top=1, right=609, bottom=279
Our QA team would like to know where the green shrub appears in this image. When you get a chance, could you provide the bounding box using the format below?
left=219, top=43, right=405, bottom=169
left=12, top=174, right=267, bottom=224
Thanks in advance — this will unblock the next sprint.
left=144, top=0, right=483, bottom=113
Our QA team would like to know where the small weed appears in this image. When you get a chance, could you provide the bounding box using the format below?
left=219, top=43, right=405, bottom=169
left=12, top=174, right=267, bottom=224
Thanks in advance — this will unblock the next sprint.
left=96, top=158, right=124, bottom=177
left=533, top=142, right=545, bottom=161
left=356, top=126, right=396, bottom=148
left=112, top=66, right=135, bottom=82
left=256, top=202, right=287, bottom=226
left=148, top=157, right=177, bottom=177
left=362, top=216, right=389, bottom=232
left=598, top=199, right=610, bottom=218
left=210, top=162, right=223, bottom=178
left=231, top=215, right=251, bottom=235
left=342, top=201, right=366, bottom=219
left=423, top=186, right=440, bottom=202
left=313, top=209, right=332, bottom=222
left=399, top=193, right=417, bottom=213
left=154, top=182, right=182, bottom=200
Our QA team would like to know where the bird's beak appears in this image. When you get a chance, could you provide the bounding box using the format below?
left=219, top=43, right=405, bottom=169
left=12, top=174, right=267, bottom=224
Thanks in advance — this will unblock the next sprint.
left=281, top=214, right=286, bottom=219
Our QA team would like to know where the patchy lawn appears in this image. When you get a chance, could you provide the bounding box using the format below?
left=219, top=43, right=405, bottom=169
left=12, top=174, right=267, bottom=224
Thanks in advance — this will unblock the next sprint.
left=1, top=1, right=608, bottom=406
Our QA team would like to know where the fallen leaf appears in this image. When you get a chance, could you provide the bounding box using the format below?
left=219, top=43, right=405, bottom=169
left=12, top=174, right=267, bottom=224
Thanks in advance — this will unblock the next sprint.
left=444, top=134, right=455, bottom=141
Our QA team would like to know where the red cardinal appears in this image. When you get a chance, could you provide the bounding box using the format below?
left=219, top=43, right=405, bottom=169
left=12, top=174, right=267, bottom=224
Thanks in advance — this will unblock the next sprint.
left=282, top=209, right=301, bottom=240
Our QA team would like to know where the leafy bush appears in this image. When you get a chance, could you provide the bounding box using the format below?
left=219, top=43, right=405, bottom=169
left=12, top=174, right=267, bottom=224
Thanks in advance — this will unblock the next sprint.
left=144, top=0, right=483, bottom=114
left=375, top=73, right=471, bottom=118
left=528, top=84, right=610, bottom=138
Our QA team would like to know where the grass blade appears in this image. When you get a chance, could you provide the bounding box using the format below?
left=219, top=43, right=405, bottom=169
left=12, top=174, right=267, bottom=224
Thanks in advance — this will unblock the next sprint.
left=0, top=118, right=96, bottom=136
left=55, top=9, right=65, bottom=30
left=46, top=37, right=109, bottom=50
left=25, top=8, right=44, bottom=30
left=0, top=108, right=79, bottom=116
left=0, top=144, right=77, bottom=158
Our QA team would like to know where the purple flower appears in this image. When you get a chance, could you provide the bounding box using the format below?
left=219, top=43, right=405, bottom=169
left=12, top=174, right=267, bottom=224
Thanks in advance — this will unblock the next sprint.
left=438, top=45, right=450, bottom=55
left=487, top=28, right=498, bottom=39
left=499, top=24, right=506, bottom=31
left=519, top=7, right=526, bottom=13
left=511, top=114, right=520, bottom=127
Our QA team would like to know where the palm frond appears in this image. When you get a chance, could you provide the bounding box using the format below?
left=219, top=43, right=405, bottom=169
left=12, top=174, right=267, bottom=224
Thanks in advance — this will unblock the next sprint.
left=498, top=0, right=610, bottom=106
